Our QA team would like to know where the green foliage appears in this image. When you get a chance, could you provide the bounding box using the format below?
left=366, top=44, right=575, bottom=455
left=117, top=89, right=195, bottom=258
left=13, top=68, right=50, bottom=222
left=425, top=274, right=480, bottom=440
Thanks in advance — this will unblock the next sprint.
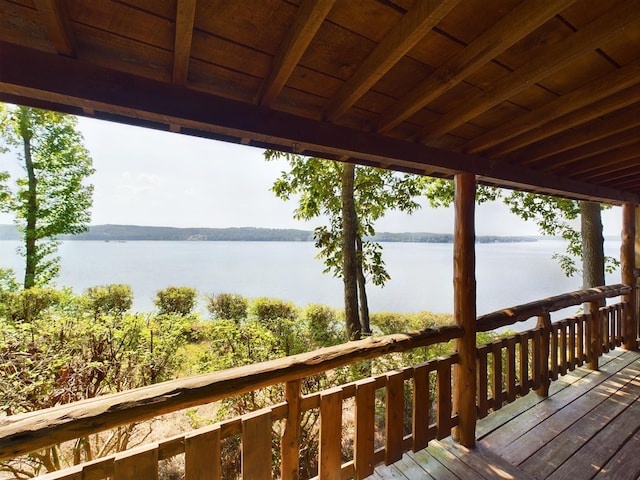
left=1, top=286, right=61, bottom=323
left=267, top=151, right=424, bottom=287
left=0, top=285, right=189, bottom=476
left=304, top=304, right=342, bottom=347
left=0, top=104, right=94, bottom=288
left=155, top=286, right=197, bottom=316
left=207, top=292, right=248, bottom=322
left=83, top=284, right=133, bottom=319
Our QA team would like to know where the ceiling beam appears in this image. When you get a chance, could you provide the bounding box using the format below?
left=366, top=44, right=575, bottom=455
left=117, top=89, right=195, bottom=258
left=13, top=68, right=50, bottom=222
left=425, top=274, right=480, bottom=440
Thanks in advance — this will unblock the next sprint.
left=485, top=83, right=640, bottom=159
left=531, top=126, right=640, bottom=172
left=507, top=103, right=640, bottom=166
left=567, top=143, right=640, bottom=180
left=323, top=0, right=460, bottom=122
left=420, top=3, right=640, bottom=142
left=258, top=0, right=335, bottom=107
left=0, top=41, right=637, bottom=205
left=464, top=59, right=640, bottom=154
left=172, top=0, right=197, bottom=85
left=33, top=0, right=76, bottom=57
left=374, top=0, right=578, bottom=134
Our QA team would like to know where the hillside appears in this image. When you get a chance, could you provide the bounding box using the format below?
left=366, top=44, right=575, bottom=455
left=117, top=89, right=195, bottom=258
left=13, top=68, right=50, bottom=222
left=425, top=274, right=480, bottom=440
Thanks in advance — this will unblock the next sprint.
left=0, top=224, right=535, bottom=243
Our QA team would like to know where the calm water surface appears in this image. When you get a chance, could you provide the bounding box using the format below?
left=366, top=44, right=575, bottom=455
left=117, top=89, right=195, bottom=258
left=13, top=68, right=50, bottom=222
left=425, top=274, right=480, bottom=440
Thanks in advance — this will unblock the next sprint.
left=0, top=239, right=623, bottom=322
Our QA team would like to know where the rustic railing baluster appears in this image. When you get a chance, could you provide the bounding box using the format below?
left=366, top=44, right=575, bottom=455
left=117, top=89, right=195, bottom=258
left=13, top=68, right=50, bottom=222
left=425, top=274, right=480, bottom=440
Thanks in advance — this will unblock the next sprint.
left=477, top=345, right=489, bottom=418
left=281, top=379, right=301, bottom=480
left=436, top=359, right=452, bottom=439
left=385, top=371, right=405, bottom=465
left=491, top=342, right=503, bottom=410
left=506, top=337, right=517, bottom=403
left=355, top=378, right=376, bottom=479
left=114, top=444, right=159, bottom=480
left=411, top=364, right=430, bottom=452
left=319, top=388, right=343, bottom=479
left=536, top=314, right=551, bottom=397
left=185, top=426, right=221, bottom=480
left=242, top=410, right=272, bottom=480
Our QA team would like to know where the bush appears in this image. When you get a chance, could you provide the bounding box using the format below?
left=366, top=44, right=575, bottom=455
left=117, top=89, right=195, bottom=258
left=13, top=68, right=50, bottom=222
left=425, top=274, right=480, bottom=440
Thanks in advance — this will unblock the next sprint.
left=83, top=284, right=133, bottom=318
left=155, top=286, right=198, bottom=316
left=2, top=287, right=62, bottom=323
left=304, top=304, right=342, bottom=347
left=207, top=293, right=248, bottom=322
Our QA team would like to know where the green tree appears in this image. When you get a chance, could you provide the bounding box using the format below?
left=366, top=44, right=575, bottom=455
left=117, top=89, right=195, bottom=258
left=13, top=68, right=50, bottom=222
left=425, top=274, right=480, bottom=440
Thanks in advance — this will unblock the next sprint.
left=0, top=104, right=94, bottom=288
left=265, top=151, right=424, bottom=340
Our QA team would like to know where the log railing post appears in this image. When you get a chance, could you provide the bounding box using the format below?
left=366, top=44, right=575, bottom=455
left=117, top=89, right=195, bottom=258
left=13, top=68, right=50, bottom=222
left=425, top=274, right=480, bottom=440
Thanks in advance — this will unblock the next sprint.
left=535, top=313, right=551, bottom=397
left=281, top=379, right=301, bottom=480
left=452, top=172, right=477, bottom=447
left=622, top=203, right=638, bottom=350
left=589, top=301, right=601, bottom=370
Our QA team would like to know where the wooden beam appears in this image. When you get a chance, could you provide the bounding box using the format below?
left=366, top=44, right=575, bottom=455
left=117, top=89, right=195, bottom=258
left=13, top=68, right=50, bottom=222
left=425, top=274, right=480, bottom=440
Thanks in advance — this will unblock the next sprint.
left=564, top=144, right=640, bottom=180
left=1, top=41, right=638, bottom=205
left=525, top=126, right=640, bottom=172
left=33, top=0, right=76, bottom=56
left=465, top=59, right=640, bottom=154
left=622, top=203, right=637, bottom=351
left=258, top=0, right=335, bottom=107
left=420, top=3, right=640, bottom=141
left=452, top=172, right=476, bottom=447
left=375, top=0, right=578, bottom=133
left=323, top=0, right=460, bottom=122
left=486, top=83, right=640, bottom=159
left=511, top=103, right=640, bottom=166
left=172, top=0, right=197, bottom=85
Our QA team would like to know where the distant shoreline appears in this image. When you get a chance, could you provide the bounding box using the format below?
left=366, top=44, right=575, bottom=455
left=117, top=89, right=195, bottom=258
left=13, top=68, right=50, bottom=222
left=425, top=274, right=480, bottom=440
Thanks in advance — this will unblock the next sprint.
left=0, top=224, right=537, bottom=244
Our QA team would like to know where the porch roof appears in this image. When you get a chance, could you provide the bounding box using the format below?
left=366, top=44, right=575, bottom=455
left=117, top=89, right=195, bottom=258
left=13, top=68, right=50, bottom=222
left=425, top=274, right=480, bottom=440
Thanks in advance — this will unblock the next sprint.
left=1, top=0, right=639, bottom=204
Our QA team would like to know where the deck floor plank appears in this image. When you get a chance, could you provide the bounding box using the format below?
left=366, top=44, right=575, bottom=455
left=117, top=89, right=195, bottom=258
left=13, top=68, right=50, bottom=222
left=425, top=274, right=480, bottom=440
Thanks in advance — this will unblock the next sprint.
left=405, top=449, right=459, bottom=480
left=481, top=351, right=639, bottom=453
left=391, top=455, right=436, bottom=479
left=594, top=429, right=640, bottom=480
left=501, top=359, right=640, bottom=465
left=520, top=362, right=640, bottom=477
left=372, top=350, right=640, bottom=480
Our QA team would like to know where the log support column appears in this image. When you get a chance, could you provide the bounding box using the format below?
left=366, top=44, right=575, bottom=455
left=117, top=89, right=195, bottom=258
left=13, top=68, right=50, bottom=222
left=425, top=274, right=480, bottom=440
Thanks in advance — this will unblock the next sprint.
left=622, top=203, right=637, bottom=350
left=452, top=173, right=477, bottom=447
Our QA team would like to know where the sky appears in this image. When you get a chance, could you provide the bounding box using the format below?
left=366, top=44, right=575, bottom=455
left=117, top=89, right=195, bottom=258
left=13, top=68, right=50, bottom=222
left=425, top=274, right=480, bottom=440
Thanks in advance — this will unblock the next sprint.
left=0, top=116, right=624, bottom=236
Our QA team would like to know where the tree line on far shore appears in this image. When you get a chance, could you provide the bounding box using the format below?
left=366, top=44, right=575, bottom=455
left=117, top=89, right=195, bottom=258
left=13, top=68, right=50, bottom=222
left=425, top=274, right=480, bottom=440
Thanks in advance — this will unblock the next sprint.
left=0, top=223, right=536, bottom=243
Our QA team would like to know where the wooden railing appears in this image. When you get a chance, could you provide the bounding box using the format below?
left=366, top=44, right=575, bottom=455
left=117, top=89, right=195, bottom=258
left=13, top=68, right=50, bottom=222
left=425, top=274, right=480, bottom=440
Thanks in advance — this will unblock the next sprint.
left=0, top=284, right=632, bottom=480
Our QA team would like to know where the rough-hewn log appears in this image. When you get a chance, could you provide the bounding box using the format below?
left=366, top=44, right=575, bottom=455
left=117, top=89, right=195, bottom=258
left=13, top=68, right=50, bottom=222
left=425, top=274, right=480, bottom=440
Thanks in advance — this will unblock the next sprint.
left=622, top=203, right=638, bottom=350
left=476, top=284, right=631, bottom=332
left=452, top=172, right=477, bottom=447
left=0, top=326, right=462, bottom=461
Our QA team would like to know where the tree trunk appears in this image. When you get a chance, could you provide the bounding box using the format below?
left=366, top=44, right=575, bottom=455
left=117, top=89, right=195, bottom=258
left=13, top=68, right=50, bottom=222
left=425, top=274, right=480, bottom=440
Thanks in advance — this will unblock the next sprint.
left=20, top=110, right=37, bottom=289
left=341, top=163, right=360, bottom=340
left=580, top=201, right=605, bottom=291
left=355, top=235, right=371, bottom=336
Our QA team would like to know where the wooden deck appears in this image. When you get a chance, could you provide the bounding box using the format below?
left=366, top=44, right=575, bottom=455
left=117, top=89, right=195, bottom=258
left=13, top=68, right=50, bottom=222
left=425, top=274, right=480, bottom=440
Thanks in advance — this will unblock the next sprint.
left=370, top=348, right=640, bottom=480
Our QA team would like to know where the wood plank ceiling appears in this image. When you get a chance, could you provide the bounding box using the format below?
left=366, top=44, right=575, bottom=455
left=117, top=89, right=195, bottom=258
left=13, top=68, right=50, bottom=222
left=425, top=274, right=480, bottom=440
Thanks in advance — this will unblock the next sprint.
left=0, top=0, right=639, bottom=204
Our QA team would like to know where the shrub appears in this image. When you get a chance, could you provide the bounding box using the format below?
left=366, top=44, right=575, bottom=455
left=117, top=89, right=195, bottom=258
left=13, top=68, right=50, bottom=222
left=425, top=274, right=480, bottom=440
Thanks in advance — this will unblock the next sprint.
left=304, top=304, right=342, bottom=347
left=207, top=293, right=248, bottom=322
left=83, top=284, right=133, bottom=318
left=155, top=286, right=198, bottom=316
left=2, top=287, right=62, bottom=323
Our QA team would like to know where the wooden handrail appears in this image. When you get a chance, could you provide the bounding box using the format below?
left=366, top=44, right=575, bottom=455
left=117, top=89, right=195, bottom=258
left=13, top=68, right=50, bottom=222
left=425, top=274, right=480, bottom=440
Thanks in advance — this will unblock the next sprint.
left=0, top=325, right=463, bottom=461
left=476, top=284, right=631, bottom=332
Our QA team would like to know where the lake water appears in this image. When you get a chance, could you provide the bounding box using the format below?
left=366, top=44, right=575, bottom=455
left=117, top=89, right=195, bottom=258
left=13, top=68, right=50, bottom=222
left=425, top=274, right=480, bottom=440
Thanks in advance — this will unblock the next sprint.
left=0, top=239, right=624, bottom=322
